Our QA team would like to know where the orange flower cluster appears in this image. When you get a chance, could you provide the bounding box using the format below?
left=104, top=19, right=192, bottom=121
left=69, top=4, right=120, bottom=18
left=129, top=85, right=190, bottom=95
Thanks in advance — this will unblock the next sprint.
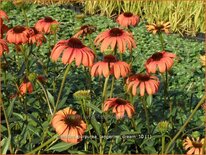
left=2, top=9, right=178, bottom=146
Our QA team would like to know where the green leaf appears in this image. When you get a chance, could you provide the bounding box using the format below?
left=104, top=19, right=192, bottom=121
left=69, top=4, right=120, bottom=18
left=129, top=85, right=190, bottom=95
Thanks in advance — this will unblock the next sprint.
left=88, top=139, right=99, bottom=151
left=58, top=88, right=71, bottom=109
left=86, top=102, right=102, bottom=114
left=91, top=115, right=101, bottom=136
left=47, top=142, right=75, bottom=152
left=6, top=97, right=16, bottom=119
left=1, top=136, right=11, bottom=154
left=146, top=95, right=153, bottom=107
left=46, top=90, right=55, bottom=107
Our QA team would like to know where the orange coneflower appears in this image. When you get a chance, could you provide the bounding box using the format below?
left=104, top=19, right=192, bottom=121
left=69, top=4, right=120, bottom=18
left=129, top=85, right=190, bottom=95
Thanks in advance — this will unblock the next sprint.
left=103, top=98, right=135, bottom=120
left=145, top=51, right=176, bottom=73
left=91, top=55, right=130, bottom=79
left=146, top=21, right=170, bottom=34
left=19, top=80, right=33, bottom=95
left=126, top=73, right=160, bottom=96
left=6, top=26, right=30, bottom=45
left=0, top=10, right=9, bottom=39
left=94, top=28, right=136, bottom=53
left=183, top=137, right=205, bottom=154
left=116, top=12, right=140, bottom=28
left=0, top=39, right=9, bottom=57
left=51, top=107, right=87, bottom=143
left=73, top=24, right=96, bottom=38
left=50, top=37, right=95, bottom=67
left=35, top=16, right=59, bottom=34
left=28, top=27, right=46, bottom=46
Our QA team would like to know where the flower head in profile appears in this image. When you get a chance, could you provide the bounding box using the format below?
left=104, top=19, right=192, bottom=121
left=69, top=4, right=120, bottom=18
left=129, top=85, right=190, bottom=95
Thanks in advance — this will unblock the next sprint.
left=103, top=98, right=135, bottom=120
left=145, top=51, right=176, bottom=73
left=73, top=24, right=96, bottom=38
left=28, top=27, right=46, bottom=46
left=73, top=90, right=91, bottom=101
left=91, top=55, right=130, bottom=79
left=146, top=21, right=170, bottom=34
left=19, top=79, right=33, bottom=95
left=126, top=73, right=160, bottom=96
left=0, top=10, right=9, bottom=39
left=116, top=12, right=140, bottom=28
left=51, top=107, right=87, bottom=143
left=183, top=137, right=205, bottom=154
left=94, top=28, right=136, bottom=53
left=35, top=16, right=59, bottom=34
left=0, top=39, right=9, bottom=57
left=50, top=37, right=95, bottom=67
left=6, top=26, right=30, bottom=44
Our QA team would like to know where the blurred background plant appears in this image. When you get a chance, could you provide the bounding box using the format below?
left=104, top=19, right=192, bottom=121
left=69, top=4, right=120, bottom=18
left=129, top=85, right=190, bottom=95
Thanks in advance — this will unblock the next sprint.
left=1, top=0, right=204, bottom=36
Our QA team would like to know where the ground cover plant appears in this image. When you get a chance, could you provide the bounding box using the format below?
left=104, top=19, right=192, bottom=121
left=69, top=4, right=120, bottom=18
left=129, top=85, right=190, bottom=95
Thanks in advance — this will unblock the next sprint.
left=0, top=1, right=205, bottom=154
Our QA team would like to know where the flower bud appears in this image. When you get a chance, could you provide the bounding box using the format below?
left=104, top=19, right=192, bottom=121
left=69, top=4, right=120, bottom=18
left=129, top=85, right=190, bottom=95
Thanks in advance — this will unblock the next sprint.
left=157, top=121, right=170, bottom=133
left=73, top=90, right=91, bottom=101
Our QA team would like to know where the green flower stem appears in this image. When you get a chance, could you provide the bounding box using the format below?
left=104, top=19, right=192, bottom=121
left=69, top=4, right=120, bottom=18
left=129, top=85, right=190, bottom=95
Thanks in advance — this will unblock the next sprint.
left=102, top=76, right=109, bottom=102
left=165, top=94, right=206, bottom=153
left=26, top=135, right=58, bottom=154
left=54, top=64, right=72, bottom=114
left=120, top=53, right=123, bottom=60
left=88, top=35, right=96, bottom=55
left=0, top=98, right=13, bottom=153
left=3, top=53, right=9, bottom=67
left=129, top=92, right=134, bottom=104
left=158, top=32, right=165, bottom=50
left=80, top=99, right=92, bottom=136
left=99, top=136, right=104, bottom=154
left=53, top=31, right=57, bottom=45
left=109, top=76, right=115, bottom=98
left=20, top=45, right=29, bottom=76
left=161, top=134, right=165, bottom=154
left=37, top=80, right=53, bottom=115
left=141, top=97, right=150, bottom=134
left=22, top=9, right=29, bottom=27
left=108, top=138, right=114, bottom=155
left=100, top=77, right=110, bottom=155
left=48, top=34, right=51, bottom=50
left=161, top=72, right=168, bottom=114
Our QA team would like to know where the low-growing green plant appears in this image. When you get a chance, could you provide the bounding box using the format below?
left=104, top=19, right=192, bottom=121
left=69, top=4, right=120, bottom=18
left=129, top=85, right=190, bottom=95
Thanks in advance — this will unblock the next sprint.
left=0, top=3, right=205, bottom=154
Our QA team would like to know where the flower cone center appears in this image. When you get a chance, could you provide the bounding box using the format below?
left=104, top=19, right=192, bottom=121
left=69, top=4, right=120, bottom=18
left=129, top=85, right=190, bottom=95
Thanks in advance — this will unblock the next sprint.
left=31, top=27, right=39, bottom=34
left=137, top=74, right=150, bottom=81
left=123, top=12, right=133, bottom=17
left=116, top=98, right=127, bottom=105
left=13, top=26, right=26, bottom=33
left=192, top=141, right=203, bottom=148
left=67, top=38, right=84, bottom=48
left=156, top=24, right=164, bottom=31
left=151, top=52, right=163, bottom=61
left=103, top=55, right=117, bottom=63
left=109, top=28, right=123, bottom=37
left=44, top=16, right=54, bottom=22
left=80, top=25, right=96, bottom=34
left=65, top=114, right=81, bottom=127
